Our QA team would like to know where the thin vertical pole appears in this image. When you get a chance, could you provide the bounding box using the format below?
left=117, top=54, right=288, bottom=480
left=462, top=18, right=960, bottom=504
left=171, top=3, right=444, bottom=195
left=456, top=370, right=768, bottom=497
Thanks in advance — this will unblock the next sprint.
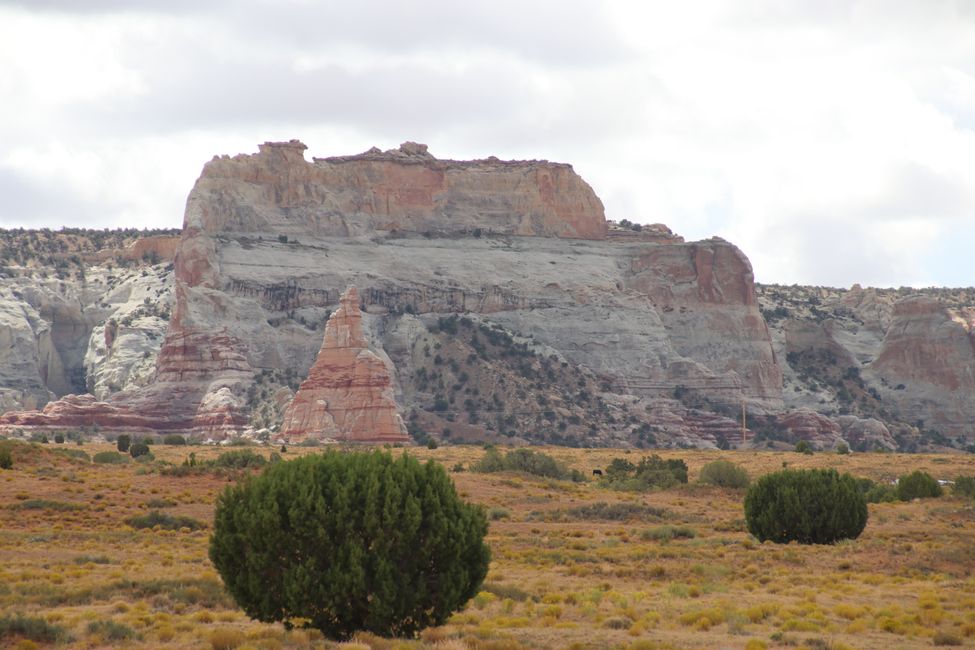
left=741, top=401, right=746, bottom=446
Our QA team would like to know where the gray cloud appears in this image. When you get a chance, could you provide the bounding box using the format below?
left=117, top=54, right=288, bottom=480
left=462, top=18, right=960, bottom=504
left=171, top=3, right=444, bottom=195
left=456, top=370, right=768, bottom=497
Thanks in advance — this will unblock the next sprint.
left=86, top=59, right=536, bottom=136
left=2, top=0, right=626, bottom=66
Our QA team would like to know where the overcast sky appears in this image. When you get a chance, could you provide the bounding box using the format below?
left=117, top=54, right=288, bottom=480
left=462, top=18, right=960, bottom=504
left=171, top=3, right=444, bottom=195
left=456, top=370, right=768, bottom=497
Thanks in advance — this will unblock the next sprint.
left=1, top=1, right=973, bottom=288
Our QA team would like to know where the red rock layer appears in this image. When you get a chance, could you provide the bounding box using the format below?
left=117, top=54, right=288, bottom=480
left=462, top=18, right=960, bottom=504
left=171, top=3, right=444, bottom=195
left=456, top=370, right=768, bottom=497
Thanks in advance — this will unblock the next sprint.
left=280, top=286, right=408, bottom=443
left=872, top=297, right=975, bottom=392
left=186, top=140, right=607, bottom=240
left=778, top=409, right=843, bottom=446
left=624, top=239, right=783, bottom=403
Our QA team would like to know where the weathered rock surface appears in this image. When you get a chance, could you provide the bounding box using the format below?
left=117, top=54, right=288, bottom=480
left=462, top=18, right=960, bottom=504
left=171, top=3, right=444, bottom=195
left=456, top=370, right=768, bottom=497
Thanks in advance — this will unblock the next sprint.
left=84, top=268, right=173, bottom=399
left=777, top=409, right=843, bottom=448
left=759, top=284, right=975, bottom=446
left=2, top=143, right=974, bottom=448
left=0, top=267, right=167, bottom=412
left=191, top=140, right=608, bottom=240
left=279, top=286, right=408, bottom=443
left=0, top=294, right=55, bottom=412
left=871, top=297, right=975, bottom=440
left=0, top=260, right=245, bottom=438
left=835, top=415, right=897, bottom=452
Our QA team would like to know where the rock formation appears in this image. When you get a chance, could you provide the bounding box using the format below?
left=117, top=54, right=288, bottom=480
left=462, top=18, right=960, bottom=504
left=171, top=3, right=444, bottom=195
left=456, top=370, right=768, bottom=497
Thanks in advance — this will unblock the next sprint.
left=759, top=283, right=975, bottom=448
left=189, top=140, right=608, bottom=240
left=871, top=297, right=975, bottom=440
left=279, top=286, right=408, bottom=444
left=1, top=142, right=973, bottom=449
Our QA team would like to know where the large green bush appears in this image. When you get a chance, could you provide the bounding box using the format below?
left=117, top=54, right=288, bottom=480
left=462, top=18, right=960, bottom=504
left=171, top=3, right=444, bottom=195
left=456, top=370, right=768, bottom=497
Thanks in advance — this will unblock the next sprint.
left=209, top=451, right=490, bottom=640
left=698, top=460, right=750, bottom=488
left=116, top=434, right=131, bottom=452
left=744, top=468, right=867, bottom=544
left=896, top=470, right=943, bottom=501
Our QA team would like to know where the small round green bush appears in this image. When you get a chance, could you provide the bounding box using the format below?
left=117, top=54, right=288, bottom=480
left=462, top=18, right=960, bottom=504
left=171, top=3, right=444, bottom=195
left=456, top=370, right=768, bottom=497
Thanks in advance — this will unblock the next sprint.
left=896, top=470, right=943, bottom=501
left=794, top=440, right=813, bottom=454
left=698, top=460, right=750, bottom=488
left=116, top=434, right=131, bottom=453
left=744, top=468, right=867, bottom=544
left=163, top=434, right=187, bottom=446
left=0, top=448, right=12, bottom=470
left=129, top=442, right=151, bottom=458
left=93, top=451, right=129, bottom=465
left=209, top=450, right=490, bottom=640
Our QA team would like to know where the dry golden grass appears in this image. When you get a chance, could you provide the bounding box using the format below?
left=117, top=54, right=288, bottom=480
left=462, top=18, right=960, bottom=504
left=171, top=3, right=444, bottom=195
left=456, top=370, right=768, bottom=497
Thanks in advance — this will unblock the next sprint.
left=1, top=441, right=974, bottom=649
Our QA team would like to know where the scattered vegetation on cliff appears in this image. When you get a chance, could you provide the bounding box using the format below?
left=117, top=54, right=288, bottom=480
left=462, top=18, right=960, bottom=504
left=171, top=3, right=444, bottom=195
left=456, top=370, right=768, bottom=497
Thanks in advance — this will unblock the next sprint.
left=245, top=368, right=302, bottom=435
left=0, top=227, right=179, bottom=278
left=409, top=315, right=659, bottom=448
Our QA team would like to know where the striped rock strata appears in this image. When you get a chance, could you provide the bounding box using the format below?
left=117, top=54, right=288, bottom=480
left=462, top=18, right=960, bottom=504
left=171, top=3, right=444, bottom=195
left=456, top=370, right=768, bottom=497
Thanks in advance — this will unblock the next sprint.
left=279, top=286, right=408, bottom=443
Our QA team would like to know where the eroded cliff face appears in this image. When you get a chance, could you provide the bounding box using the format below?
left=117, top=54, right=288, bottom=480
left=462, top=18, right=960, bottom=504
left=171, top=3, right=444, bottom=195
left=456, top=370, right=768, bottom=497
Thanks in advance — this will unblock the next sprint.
left=759, top=284, right=975, bottom=448
left=3, top=141, right=971, bottom=449
left=0, top=265, right=172, bottom=414
left=187, top=140, right=608, bottom=240
left=157, top=140, right=781, bottom=445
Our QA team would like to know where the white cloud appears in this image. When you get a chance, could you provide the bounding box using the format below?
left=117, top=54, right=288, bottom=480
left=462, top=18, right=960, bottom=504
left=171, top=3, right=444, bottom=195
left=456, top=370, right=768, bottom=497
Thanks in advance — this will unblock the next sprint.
left=0, top=0, right=973, bottom=287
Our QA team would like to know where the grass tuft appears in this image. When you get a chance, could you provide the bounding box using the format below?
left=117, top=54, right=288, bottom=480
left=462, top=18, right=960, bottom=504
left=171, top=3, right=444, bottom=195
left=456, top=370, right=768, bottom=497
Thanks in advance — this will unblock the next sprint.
left=125, top=510, right=206, bottom=531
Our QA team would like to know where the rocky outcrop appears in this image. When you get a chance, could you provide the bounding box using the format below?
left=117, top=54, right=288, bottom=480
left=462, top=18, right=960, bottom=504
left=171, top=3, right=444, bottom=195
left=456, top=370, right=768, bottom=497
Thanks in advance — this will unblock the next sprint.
left=5, top=141, right=973, bottom=449
left=624, top=239, right=782, bottom=403
left=0, top=264, right=249, bottom=438
left=0, top=295, right=55, bottom=412
left=777, top=409, right=843, bottom=449
left=189, top=140, right=607, bottom=240
left=0, top=393, right=158, bottom=433
left=759, top=284, right=975, bottom=445
left=835, top=415, right=897, bottom=452
left=88, top=235, right=180, bottom=264
left=279, top=287, right=408, bottom=444
left=871, top=297, right=975, bottom=439
left=83, top=267, right=173, bottom=399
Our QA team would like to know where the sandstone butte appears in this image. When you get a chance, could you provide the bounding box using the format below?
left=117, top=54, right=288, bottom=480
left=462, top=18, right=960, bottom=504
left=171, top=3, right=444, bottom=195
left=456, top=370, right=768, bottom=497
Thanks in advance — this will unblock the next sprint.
left=279, top=286, right=408, bottom=444
left=1, top=140, right=972, bottom=448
